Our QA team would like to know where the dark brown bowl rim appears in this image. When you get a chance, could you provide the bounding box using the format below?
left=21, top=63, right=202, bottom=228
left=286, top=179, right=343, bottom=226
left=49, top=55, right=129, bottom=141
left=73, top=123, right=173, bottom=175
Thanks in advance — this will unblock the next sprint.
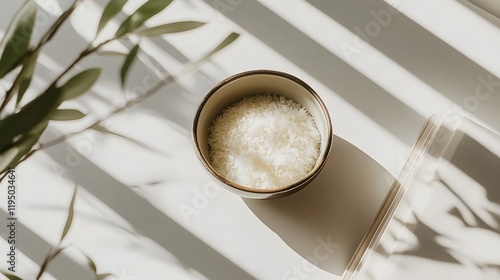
left=192, top=69, right=333, bottom=194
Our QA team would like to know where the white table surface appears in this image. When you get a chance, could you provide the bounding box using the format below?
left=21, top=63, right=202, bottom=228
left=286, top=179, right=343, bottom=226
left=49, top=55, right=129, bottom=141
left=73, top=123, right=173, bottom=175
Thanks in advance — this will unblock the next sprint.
left=1, top=0, right=499, bottom=279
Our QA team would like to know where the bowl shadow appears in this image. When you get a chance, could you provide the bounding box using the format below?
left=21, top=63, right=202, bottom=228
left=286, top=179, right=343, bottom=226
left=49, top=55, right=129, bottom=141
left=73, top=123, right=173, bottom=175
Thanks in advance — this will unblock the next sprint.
left=243, top=135, right=393, bottom=276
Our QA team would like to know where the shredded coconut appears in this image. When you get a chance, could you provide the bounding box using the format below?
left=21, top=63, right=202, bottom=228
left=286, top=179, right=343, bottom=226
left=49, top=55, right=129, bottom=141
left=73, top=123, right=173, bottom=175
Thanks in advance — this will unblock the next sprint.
left=208, top=94, right=321, bottom=189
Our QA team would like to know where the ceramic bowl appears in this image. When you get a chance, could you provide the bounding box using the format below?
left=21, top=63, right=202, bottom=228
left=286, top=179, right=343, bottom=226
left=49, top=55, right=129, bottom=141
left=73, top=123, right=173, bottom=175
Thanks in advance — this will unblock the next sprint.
left=192, top=70, right=333, bottom=199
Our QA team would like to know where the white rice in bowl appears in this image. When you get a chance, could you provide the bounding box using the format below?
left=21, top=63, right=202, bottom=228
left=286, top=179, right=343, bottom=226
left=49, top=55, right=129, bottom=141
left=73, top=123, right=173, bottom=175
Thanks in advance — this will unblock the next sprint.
left=208, top=94, right=321, bottom=190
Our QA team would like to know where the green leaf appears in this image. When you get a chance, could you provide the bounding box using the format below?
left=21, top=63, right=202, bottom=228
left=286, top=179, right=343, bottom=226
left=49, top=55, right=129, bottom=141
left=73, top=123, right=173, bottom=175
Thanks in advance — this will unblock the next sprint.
left=50, top=109, right=86, bottom=121
left=50, top=246, right=66, bottom=260
left=178, top=32, right=240, bottom=77
left=136, top=21, right=207, bottom=36
left=0, top=1, right=29, bottom=51
left=0, top=146, right=20, bottom=173
left=0, top=122, right=46, bottom=174
left=204, top=32, right=240, bottom=59
left=1, top=271, right=23, bottom=280
left=115, top=0, right=173, bottom=37
left=0, top=2, right=37, bottom=79
left=0, top=132, right=41, bottom=175
left=120, top=44, right=139, bottom=87
left=97, top=50, right=127, bottom=56
left=59, top=68, right=101, bottom=101
left=79, top=251, right=113, bottom=279
left=96, top=273, right=113, bottom=280
left=84, top=254, right=97, bottom=273
left=60, top=186, right=77, bottom=242
left=0, top=68, right=99, bottom=151
left=0, top=88, right=62, bottom=154
left=16, top=50, right=39, bottom=106
left=97, top=0, right=129, bottom=34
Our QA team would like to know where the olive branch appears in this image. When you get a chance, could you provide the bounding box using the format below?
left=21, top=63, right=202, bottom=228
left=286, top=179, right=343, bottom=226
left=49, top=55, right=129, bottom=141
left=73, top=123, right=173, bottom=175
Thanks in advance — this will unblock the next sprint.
left=0, top=0, right=240, bottom=181
left=0, top=0, right=239, bottom=278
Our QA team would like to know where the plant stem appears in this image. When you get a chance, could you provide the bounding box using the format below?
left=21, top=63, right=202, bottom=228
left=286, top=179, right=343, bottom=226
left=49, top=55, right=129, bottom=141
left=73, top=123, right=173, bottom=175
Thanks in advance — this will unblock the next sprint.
left=0, top=31, right=239, bottom=181
left=0, top=73, right=174, bottom=181
left=35, top=254, right=50, bottom=280
left=0, top=35, right=123, bottom=181
left=33, top=0, right=88, bottom=89
left=1, top=34, right=118, bottom=116
left=0, top=0, right=84, bottom=113
left=47, top=37, right=116, bottom=90
left=2, top=31, right=223, bottom=168
left=47, top=75, right=174, bottom=150
left=37, top=0, right=84, bottom=48
left=36, top=246, right=65, bottom=280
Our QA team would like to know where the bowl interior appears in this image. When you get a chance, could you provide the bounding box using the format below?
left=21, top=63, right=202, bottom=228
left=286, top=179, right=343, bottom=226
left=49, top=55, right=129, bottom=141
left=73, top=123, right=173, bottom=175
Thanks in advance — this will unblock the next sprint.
left=194, top=71, right=332, bottom=193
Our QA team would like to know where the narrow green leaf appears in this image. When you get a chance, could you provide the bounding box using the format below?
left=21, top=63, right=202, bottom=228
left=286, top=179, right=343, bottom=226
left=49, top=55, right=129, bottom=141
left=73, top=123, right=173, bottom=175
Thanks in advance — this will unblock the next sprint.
left=97, top=50, right=127, bottom=57
left=60, top=186, right=77, bottom=242
left=178, top=32, right=240, bottom=77
left=97, top=0, right=128, bottom=34
left=0, top=68, right=99, bottom=152
left=120, top=44, right=139, bottom=87
left=59, top=68, right=101, bottom=101
left=0, top=132, right=41, bottom=175
left=0, top=2, right=37, bottom=79
left=78, top=250, right=113, bottom=279
left=28, top=118, right=49, bottom=140
left=0, top=146, right=20, bottom=173
left=115, top=0, right=173, bottom=37
left=0, top=123, right=46, bottom=174
left=50, top=246, right=66, bottom=260
left=84, top=254, right=97, bottom=273
left=0, top=1, right=29, bottom=51
left=136, top=21, right=207, bottom=36
left=96, top=273, right=114, bottom=280
left=16, top=50, right=39, bottom=106
left=50, top=109, right=86, bottom=121
left=204, top=32, right=240, bottom=59
left=1, top=271, right=23, bottom=280
left=0, top=88, right=61, bottom=154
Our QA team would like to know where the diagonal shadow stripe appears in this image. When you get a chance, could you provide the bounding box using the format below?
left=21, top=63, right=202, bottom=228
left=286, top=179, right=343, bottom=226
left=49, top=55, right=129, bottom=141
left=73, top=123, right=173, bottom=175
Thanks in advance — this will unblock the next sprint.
left=43, top=141, right=256, bottom=280
left=203, top=0, right=425, bottom=145
left=0, top=209, right=92, bottom=280
left=307, top=0, right=500, bottom=133
left=458, top=0, right=500, bottom=28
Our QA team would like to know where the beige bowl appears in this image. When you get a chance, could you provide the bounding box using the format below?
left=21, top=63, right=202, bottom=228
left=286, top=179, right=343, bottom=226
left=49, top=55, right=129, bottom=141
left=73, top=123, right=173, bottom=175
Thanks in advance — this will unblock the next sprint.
left=192, top=70, right=333, bottom=199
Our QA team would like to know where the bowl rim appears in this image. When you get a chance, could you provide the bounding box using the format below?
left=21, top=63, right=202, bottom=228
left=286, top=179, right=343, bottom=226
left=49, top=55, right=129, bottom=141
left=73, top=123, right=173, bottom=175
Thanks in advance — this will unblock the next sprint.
left=192, top=69, right=333, bottom=194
